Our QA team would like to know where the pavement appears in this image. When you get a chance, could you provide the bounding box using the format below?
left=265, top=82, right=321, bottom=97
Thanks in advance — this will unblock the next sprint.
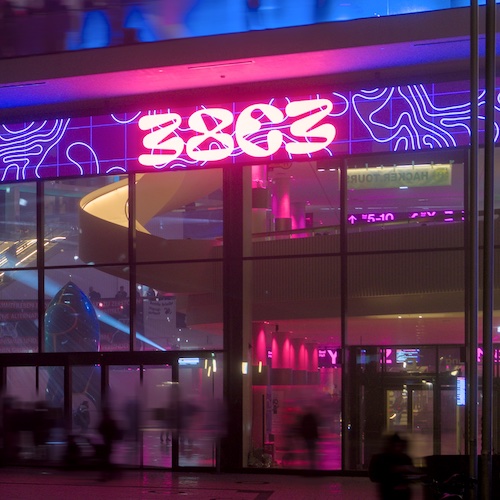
left=0, top=466, right=426, bottom=500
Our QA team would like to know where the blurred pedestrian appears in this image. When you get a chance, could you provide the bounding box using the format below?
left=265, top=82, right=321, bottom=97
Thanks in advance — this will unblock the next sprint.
left=369, top=433, right=418, bottom=500
left=97, top=405, right=121, bottom=480
left=298, top=406, right=319, bottom=470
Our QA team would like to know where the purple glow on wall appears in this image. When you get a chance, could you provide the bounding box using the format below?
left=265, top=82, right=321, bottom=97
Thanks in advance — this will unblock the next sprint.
left=1, top=81, right=499, bottom=183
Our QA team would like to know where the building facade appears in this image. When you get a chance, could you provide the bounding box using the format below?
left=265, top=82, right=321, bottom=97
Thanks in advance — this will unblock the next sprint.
left=0, top=1, right=499, bottom=476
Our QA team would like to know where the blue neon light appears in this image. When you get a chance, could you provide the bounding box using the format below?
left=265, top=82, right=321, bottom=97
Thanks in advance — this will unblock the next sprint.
left=1, top=81, right=499, bottom=183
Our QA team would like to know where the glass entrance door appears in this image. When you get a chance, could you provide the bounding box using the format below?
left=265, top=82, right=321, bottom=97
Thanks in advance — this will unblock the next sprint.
left=106, top=355, right=223, bottom=470
left=177, top=354, right=223, bottom=468
left=100, top=364, right=175, bottom=469
left=0, top=353, right=223, bottom=470
left=386, top=382, right=434, bottom=464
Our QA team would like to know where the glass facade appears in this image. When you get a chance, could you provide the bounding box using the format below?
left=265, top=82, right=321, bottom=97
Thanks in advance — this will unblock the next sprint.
left=0, top=140, right=500, bottom=472
left=2, top=0, right=500, bottom=474
left=4, top=3, right=500, bottom=493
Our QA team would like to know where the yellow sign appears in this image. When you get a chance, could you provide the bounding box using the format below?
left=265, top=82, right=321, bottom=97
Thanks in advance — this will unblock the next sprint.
left=347, top=164, right=452, bottom=190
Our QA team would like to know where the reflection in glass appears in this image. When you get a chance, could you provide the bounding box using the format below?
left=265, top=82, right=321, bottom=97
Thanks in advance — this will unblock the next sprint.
left=45, top=281, right=100, bottom=353
left=250, top=256, right=341, bottom=470
left=44, top=267, right=144, bottom=352
left=43, top=281, right=101, bottom=410
left=178, top=355, right=223, bottom=468
left=108, top=366, right=141, bottom=467
left=0, top=270, right=38, bottom=353
left=46, top=176, right=128, bottom=266
left=2, top=366, right=65, bottom=463
left=5, top=366, right=37, bottom=403
left=137, top=264, right=223, bottom=352
left=346, top=159, right=464, bottom=252
left=135, top=170, right=223, bottom=264
left=0, top=183, right=37, bottom=270
left=142, top=365, right=173, bottom=468
left=244, top=163, right=341, bottom=258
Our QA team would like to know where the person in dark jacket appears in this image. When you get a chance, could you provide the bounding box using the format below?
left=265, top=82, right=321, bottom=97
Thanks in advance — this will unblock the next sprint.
left=369, top=433, right=417, bottom=500
left=298, top=406, right=320, bottom=470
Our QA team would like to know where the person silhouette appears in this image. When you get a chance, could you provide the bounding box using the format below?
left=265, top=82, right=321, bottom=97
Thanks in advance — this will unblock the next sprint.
left=298, top=406, right=320, bottom=471
left=88, top=286, right=101, bottom=301
left=369, top=433, right=417, bottom=500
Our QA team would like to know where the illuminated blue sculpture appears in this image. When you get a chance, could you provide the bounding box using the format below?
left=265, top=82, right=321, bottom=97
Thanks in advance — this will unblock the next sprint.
left=44, top=282, right=101, bottom=408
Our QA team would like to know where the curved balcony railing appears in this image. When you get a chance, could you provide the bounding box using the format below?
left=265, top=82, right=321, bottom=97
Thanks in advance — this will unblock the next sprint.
left=0, top=1, right=495, bottom=60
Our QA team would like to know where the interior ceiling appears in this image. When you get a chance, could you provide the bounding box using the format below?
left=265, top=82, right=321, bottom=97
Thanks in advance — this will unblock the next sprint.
left=0, top=7, right=494, bottom=121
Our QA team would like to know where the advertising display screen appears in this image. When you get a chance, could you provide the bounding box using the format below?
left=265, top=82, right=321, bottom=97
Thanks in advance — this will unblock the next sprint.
left=396, top=348, right=420, bottom=364
left=318, top=348, right=341, bottom=367
left=457, top=376, right=466, bottom=406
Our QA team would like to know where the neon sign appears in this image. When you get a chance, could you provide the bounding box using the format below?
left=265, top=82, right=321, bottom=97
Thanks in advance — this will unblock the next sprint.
left=318, top=348, right=341, bottom=367
left=347, top=209, right=465, bottom=225
left=347, top=164, right=452, bottom=190
left=477, top=348, right=500, bottom=363
left=138, top=99, right=337, bottom=168
left=2, top=81, right=500, bottom=183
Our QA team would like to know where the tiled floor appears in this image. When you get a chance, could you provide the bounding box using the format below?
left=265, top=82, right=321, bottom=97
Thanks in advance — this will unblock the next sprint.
left=0, top=466, right=425, bottom=500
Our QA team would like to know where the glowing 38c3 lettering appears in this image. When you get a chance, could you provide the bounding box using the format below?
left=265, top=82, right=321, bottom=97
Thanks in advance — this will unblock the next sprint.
left=138, top=99, right=336, bottom=167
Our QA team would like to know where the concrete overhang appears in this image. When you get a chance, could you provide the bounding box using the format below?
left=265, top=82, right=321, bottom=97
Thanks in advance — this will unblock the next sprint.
left=0, top=6, right=498, bottom=122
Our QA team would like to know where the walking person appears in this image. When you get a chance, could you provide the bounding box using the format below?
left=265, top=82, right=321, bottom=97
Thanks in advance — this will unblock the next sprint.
left=298, top=405, right=320, bottom=471
left=369, top=433, right=418, bottom=500
left=97, top=405, right=121, bottom=481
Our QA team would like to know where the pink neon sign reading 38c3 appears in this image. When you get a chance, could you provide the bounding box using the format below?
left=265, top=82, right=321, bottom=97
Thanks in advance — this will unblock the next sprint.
left=138, top=99, right=336, bottom=167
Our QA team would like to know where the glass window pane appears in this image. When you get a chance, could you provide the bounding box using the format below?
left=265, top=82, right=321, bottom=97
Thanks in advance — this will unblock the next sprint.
left=5, top=366, right=37, bottom=403
left=250, top=256, right=341, bottom=470
left=4, top=366, right=65, bottom=464
left=137, top=263, right=222, bottom=351
left=244, top=163, right=341, bottom=258
left=44, top=268, right=131, bottom=352
left=347, top=252, right=465, bottom=346
left=71, top=365, right=101, bottom=435
left=0, top=270, right=38, bottom=353
left=141, top=365, right=173, bottom=468
left=45, top=176, right=129, bottom=266
left=0, top=182, right=37, bottom=270
left=108, top=365, right=141, bottom=467
left=135, top=170, right=223, bottom=263
left=346, top=154, right=465, bottom=253
left=178, top=356, right=222, bottom=467
left=39, top=365, right=67, bottom=462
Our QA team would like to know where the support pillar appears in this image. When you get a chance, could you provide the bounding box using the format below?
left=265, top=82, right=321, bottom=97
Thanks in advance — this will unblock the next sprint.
left=221, top=164, right=253, bottom=471
left=271, top=330, right=292, bottom=385
left=291, top=202, right=307, bottom=238
left=272, top=175, right=292, bottom=232
left=306, top=343, right=319, bottom=385
left=291, top=339, right=308, bottom=384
